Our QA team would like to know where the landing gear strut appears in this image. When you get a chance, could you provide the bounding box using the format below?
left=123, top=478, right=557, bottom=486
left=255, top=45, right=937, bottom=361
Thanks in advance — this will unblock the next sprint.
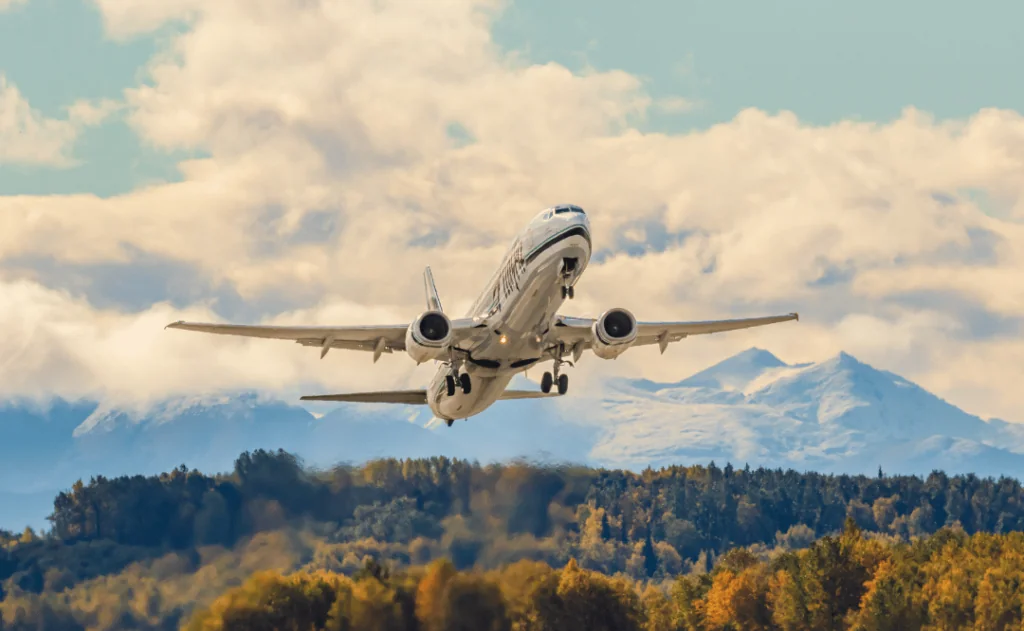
left=444, top=359, right=472, bottom=396
left=445, top=373, right=472, bottom=396
left=560, top=258, right=577, bottom=300
left=540, top=355, right=570, bottom=395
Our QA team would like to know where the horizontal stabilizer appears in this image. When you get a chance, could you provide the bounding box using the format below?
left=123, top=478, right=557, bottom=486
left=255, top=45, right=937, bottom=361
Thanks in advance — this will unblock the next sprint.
left=299, top=389, right=564, bottom=405
left=497, top=390, right=564, bottom=400
left=301, top=390, right=428, bottom=404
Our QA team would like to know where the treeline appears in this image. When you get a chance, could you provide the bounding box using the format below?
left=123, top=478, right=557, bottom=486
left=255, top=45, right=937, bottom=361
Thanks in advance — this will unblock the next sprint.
left=140, top=525, right=1024, bottom=630
left=41, top=450, right=1024, bottom=558
left=4, top=450, right=1024, bottom=628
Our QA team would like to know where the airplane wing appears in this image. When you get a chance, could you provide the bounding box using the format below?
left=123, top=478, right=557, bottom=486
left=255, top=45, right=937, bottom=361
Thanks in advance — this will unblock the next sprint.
left=299, top=389, right=561, bottom=404
left=165, top=318, right=485, bottom=362
left=552, top=312, right=799, bottom=356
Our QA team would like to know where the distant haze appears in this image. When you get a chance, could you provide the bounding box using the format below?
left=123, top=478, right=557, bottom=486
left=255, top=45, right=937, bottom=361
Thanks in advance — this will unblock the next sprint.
left=3, top=347, right=1022, bottom=531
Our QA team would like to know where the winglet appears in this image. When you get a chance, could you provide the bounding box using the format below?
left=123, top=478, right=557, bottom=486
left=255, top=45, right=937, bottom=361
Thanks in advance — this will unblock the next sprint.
left=424, top=266, right=443, bottom=312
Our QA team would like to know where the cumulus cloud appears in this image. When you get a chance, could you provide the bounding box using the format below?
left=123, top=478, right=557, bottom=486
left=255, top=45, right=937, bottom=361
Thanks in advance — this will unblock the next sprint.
left=0, top=75, right=121, bottom=167
left=0, top=279, right=429, bottom=406
left=0, top=0, right=1023, bottom=420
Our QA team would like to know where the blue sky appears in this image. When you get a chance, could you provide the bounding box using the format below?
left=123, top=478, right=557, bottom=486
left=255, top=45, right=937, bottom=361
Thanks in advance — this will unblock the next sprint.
left=0, top=0, right=192, bottom=196
left=3, top=0, right=1024, bottom=196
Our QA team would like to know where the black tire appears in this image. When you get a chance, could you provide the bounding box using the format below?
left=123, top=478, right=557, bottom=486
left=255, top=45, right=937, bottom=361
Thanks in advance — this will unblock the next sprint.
left=567, top=286, right=575, bottom=299
left=557, top=374, right=569, bottom=395
left=446, top=418, right=454, bottom=427
left=541, top=372, right=553, bottom=393
left=445, top=375, right=456, bottom=396
left=560, top=286, right=567, bottom=299
left=460, top=373, right=472, bottom=394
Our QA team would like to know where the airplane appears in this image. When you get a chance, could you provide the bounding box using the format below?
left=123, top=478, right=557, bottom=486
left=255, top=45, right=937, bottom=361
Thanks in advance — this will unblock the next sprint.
left=166, top=204, right=798, bottom=426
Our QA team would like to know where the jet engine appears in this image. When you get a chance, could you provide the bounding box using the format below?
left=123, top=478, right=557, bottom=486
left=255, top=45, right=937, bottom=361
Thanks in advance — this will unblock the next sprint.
left=405, top=310, right=453, bottom=363
left=590, top=308, right=637, bottom=359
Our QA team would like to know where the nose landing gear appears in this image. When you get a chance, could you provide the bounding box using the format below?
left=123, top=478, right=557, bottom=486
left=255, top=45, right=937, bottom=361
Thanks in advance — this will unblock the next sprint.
left=560, top=258, right=577, bottom=300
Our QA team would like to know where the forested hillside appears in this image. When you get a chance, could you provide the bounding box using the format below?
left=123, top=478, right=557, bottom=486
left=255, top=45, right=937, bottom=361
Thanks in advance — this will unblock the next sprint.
left=181, top=527, right=1024, bottom=630
left=3, top=449, right=1024, bottom=629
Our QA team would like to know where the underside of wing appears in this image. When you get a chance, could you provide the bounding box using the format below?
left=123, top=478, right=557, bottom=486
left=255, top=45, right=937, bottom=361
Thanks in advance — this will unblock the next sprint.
left=166, top=321, right=408, bottom=343
left=553, top=312, right=799, bottom=355
left=634, top=312, right=800, bottom=343
left=497, top=390, right=564, bottom=400
left=299, top=390, right=428, bottom=404
left=165, top=318, right=487, bottom=359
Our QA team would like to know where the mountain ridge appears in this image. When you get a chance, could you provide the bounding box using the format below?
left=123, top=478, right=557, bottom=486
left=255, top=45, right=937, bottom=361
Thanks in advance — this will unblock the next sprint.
left=3, top=348, right=1022, bottom=530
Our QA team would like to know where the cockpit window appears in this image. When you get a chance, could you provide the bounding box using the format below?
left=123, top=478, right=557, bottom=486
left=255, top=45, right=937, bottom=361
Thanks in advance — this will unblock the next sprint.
left=542, top=205, right=584, bottom=219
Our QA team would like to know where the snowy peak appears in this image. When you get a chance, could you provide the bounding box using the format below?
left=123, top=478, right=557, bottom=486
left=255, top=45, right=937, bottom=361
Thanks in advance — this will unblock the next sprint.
left=747, top=350, right=991, bottom=440
left=678, top=347, right=788, bottom=391
left=618, top=347, right=788, bottom=396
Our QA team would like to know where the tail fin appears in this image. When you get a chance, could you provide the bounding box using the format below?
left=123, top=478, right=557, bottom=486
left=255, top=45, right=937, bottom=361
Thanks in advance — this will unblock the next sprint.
left=424, top=266, right=443, bottom=312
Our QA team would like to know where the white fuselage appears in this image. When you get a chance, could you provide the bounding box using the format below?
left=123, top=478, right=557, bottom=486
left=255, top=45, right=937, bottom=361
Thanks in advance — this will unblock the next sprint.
left=427, top=207, right=591, bottom=420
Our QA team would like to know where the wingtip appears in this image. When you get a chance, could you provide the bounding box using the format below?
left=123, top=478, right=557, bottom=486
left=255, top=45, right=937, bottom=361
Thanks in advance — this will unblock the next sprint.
left=165, top=320, right=184, bottom=330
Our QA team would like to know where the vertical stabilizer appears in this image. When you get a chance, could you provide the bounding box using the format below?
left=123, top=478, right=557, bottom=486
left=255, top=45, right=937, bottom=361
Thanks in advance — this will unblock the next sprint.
left=424, top=266, right=443, bottom=312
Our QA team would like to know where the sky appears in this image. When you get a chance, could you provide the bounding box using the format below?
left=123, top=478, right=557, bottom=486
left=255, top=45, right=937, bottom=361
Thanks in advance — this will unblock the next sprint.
left=0, top=0, right=1022, bottom=420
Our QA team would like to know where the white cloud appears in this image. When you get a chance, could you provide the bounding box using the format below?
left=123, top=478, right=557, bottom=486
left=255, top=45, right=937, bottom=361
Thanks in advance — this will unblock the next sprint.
left=67, top=98, right=122, bottom=126
left=1, top=0, right=1023, bottom=421
left=0, top=279, right=427, bottom=405
left=0, top=75, right=121, bottom=167
left=0, top=75, right=78, bottom=166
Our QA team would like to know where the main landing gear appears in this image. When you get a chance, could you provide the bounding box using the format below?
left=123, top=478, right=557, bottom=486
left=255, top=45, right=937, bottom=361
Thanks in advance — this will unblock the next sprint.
left=560, top=285, right=575, bottom=300
left=445, top=370, right=472, bottom=396
left=540, top=360, right=569, bottom=395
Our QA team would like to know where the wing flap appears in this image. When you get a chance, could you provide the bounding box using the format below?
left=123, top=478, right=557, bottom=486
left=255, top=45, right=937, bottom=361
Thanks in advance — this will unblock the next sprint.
left=300, top=390, right=428, bottom=404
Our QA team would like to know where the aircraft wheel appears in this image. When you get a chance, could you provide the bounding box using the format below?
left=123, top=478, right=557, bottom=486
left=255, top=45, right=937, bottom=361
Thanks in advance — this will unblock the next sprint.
left=567, top=286, right=575, bottom=299
left=446, top=418, right=454, bottom=427
left=560, top=286, right=568, bottom=299
left=557, top=374, right=569, bottom=395
left=445, top=375, right=456, bottom=396
left=541, top=371, right=553, bottom=393
left=460, top=373, right=472, bottom=395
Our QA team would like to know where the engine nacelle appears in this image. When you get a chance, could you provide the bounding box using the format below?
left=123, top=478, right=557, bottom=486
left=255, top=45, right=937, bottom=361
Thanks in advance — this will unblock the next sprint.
left=590, top=308, right=637, bottom=360
left=405, top=311, right=453, bottom=363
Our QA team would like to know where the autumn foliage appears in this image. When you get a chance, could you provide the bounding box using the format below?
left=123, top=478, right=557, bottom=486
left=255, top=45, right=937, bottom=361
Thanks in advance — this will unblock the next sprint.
left=3, top=450, right=1024, bottom=629
left=180, top=523, right=1024, bottom=631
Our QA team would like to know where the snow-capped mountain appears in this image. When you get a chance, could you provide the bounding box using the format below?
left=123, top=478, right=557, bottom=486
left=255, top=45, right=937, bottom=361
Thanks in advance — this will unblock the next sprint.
left=3, top=348, right=1023, bottom=530
left=586, top=348, right=1021, bottom=475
